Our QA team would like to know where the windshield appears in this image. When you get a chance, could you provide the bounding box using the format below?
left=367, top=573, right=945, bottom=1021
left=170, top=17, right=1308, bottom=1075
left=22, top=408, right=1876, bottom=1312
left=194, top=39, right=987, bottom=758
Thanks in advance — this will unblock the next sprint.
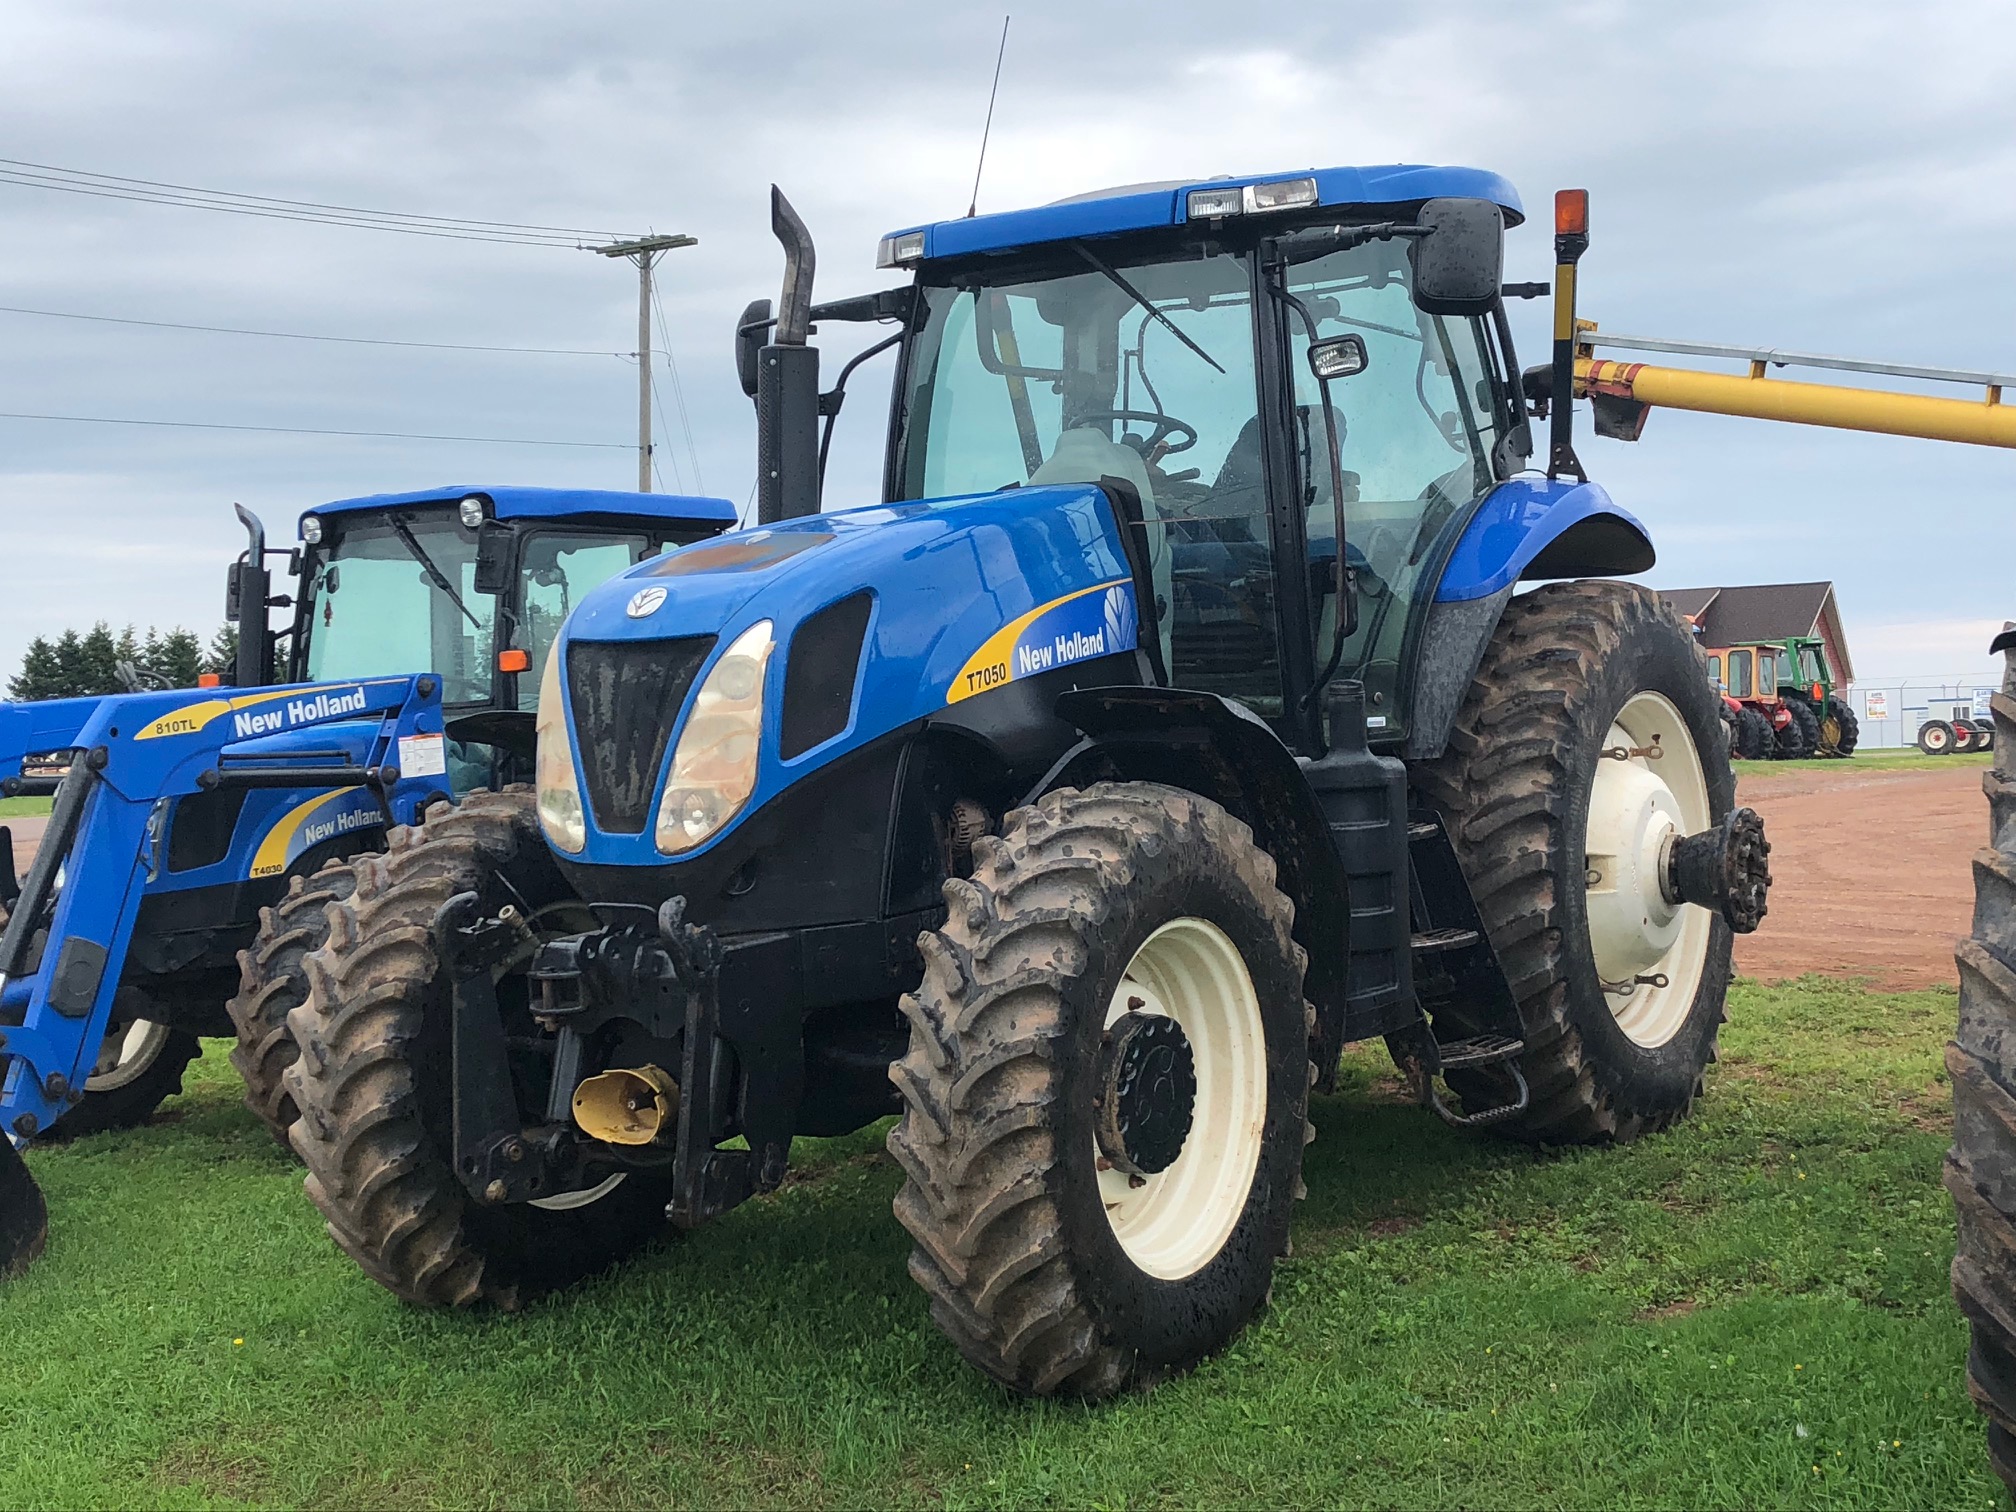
left=303, top=510, right=493, bottom=703
left=515, top=532, right=649, bottom=710
left=900, top=248, right=1291, bottom=711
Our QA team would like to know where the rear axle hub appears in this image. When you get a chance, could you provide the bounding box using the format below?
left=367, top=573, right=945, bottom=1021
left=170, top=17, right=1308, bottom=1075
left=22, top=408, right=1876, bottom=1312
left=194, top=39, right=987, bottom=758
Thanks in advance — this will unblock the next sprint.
left=1666, top=806, right=1772, bottom=933
left=1094, top=1011, right=1197, bottom=1177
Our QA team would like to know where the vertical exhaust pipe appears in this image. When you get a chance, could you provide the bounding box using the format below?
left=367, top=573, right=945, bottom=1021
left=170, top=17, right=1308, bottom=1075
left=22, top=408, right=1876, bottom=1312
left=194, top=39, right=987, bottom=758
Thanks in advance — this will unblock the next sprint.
left=755, top=186, right=822, bottom=524
left=228, top=503, right=272, bottom=688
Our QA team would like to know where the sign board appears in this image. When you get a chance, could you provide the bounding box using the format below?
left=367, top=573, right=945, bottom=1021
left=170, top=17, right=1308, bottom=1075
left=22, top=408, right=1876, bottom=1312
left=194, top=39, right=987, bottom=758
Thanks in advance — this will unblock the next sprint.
left=1864, top=690, right=1889, bottom=719
left=1976, top=688, right=1998, bottom=719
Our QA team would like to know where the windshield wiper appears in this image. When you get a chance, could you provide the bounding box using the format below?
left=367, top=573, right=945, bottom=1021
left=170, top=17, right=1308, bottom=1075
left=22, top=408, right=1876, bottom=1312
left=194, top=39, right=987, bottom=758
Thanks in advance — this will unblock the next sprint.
left=387, top=513, right=482, bottom=630
left=1071, top=242, right=1225, bottom=375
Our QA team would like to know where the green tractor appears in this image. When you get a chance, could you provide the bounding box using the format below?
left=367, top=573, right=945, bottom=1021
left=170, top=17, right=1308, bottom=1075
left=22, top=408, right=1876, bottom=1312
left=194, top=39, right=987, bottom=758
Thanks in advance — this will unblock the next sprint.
left=1771, top=634, right=1858, bottom=758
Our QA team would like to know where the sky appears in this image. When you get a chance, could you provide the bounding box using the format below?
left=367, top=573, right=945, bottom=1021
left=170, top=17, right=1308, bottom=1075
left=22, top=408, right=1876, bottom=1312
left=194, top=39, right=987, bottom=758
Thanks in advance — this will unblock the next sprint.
left=0, top=0, right=2011, bottom=694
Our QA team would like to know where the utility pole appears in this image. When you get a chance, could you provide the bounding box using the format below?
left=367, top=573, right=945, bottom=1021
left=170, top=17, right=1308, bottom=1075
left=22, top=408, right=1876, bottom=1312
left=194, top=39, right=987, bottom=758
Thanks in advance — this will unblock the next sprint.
left=593, top=233, right=697, bottom=491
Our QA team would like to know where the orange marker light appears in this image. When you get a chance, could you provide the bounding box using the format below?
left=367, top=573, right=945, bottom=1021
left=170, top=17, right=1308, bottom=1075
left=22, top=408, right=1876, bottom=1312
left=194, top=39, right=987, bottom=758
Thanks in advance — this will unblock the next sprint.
left=197, top=672, right=222, bottom=688
left=498, top=648, right=531, bottom=674
left=1555, top=189, right=1589, bottom=236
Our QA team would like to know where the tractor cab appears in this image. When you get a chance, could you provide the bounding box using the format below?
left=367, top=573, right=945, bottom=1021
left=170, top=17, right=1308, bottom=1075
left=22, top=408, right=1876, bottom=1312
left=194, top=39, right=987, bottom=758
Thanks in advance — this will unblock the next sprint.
left=269, top=486, right=735, bottom=784
left=845, top=171, right=1536, bottom=754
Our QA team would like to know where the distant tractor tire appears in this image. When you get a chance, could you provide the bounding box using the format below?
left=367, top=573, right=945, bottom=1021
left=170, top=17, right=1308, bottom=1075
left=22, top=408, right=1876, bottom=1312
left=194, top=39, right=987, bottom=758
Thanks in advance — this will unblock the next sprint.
left=1946, top=637, right=2016, bottom=1492
left=1775, top=698, right=1820, bottom=760
left=1922, top=720, right=1957, bottom=756
left=2, top=892, right=199, bottom=1139
left=1412, top=581, right=1736, bottom=1143
left=283, top=788, right=673, bottom=1309
left=1957, top=721, right=1981, bottom=754
left=1818, top=702, right=1860, bottom=758
left=1735, top=707, right=1775, bottom=761
left=226, top=858, right=362, bottom=1149
left=888, top=782, right=1311, bottom=1397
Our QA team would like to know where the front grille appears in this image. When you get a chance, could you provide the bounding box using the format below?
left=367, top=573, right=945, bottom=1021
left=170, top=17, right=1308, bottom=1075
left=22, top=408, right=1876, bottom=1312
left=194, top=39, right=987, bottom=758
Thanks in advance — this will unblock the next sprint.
left=566, top=636, right=716, bottom=834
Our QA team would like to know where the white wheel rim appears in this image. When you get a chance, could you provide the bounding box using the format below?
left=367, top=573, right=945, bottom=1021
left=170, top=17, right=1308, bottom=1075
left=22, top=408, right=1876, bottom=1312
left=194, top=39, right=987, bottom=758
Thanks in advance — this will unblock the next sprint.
left=528, top=1171, right=628, bottom=1211
left=1582, top=691, right=1713, bottom=1049
left=1095, top=917, right=1265, bottom=1281
left=86, top=1016, right=172, bottom=1092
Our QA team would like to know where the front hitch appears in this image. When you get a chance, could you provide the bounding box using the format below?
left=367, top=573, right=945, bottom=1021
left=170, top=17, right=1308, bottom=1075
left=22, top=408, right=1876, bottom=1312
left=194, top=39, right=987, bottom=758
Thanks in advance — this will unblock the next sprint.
left=1666, top=807, right=1772, bottom=933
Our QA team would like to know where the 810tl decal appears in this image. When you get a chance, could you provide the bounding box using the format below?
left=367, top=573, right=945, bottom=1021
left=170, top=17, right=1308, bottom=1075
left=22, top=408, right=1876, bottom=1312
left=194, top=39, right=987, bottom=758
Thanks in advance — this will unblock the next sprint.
left=947, top=581, right=1136, bottom=705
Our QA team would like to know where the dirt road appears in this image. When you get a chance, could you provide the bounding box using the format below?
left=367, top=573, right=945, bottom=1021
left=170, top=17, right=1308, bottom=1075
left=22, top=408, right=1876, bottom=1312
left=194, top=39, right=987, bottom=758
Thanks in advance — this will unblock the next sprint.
left=1734, top=762, right=1983, bottom=990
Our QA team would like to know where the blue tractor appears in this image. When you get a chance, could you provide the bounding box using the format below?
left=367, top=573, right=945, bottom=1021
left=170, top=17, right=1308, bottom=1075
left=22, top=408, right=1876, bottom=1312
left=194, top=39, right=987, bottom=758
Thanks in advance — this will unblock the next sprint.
left=280, top=170, right=1772, bottom=1387
left=0, top=485, right=732, bottom=1147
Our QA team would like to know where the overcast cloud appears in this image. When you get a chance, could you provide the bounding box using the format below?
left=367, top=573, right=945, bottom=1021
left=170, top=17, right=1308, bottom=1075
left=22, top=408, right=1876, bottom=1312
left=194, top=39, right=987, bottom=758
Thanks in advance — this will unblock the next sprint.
left=0, top=0, right=2011, bottom=689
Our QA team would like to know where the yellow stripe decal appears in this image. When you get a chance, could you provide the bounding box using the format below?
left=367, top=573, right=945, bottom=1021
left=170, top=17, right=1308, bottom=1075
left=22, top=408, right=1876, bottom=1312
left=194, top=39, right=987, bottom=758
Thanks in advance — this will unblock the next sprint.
left=247, top=786, right=365, bottom=879
left=947, top=580, right=1134, bottom=705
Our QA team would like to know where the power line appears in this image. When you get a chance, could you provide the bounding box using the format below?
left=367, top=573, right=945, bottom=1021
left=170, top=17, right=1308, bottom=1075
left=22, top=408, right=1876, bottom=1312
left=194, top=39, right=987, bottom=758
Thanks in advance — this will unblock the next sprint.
left=0, top=302, right=627, bottom=357
left=0, top=157, right=638, bottom=247
left=652, top=298, right=705, bottom=492
left=0, top=410, right=628, bottom=448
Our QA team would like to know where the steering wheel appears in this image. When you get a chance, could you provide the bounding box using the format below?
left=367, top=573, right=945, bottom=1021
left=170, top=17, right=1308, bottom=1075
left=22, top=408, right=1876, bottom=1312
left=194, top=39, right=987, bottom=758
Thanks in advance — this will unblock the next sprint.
left=1072, top=409, right=1198, bottom=456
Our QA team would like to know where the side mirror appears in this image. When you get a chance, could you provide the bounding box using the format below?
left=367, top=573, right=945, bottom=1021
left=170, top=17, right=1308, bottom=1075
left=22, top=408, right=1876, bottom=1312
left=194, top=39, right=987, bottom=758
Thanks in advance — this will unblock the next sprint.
left=735, top=297, right=773, bottom=399
left=224, top=560, right=244, bottom=620
left=472, top=520, right=515, bottom=595
left=1307, top=334, right=1368, bottom=381
left=1410, top=197, right=1504, bottom=316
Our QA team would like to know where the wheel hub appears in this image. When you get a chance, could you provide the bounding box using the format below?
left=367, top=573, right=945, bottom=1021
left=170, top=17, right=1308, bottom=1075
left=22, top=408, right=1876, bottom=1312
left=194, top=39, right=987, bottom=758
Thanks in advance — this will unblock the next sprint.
left=1585, top=756, right=1686, bottom=979
left=1095, top=1010, right=1196, bottom=1176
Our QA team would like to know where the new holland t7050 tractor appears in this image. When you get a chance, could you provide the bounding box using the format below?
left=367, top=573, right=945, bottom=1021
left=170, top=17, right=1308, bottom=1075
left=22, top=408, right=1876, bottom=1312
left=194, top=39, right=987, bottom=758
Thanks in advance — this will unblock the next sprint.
left=281, top=169, right=1771, bottom=1390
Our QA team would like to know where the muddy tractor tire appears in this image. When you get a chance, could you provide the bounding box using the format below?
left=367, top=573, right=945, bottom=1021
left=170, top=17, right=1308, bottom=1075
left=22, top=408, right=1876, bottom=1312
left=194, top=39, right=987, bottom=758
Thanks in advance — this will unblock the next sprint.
left=226, top=858, right=362, bottom=1149
left=888, top=782, right=1312, bottom=1397
left=1411, top=581, right=1738, bottom=1144
left=283, top=788, right=673, bottom=1309
left=47, top=986, right=201, bottom=1138
left=1947, top=632, right=2016, bottom=1492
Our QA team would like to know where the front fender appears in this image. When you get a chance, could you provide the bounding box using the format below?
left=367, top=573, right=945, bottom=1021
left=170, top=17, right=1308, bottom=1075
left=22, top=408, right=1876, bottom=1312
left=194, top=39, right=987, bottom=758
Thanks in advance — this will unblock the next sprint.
left=1047, top=687, right=1354, bottom=1083
left=1434, top=478, right=1654, bottom=603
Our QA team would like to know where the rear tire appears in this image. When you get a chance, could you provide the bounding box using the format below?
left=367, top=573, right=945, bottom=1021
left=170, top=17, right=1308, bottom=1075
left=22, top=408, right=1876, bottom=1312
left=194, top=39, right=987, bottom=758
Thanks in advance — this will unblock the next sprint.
left=1735, top=707, right=1775, bottom=761
left=1922, top=720, right=1957, bottom=756
left=1956, top=720, right=1981, bottom=754
left=227, top=858, right=361, bottom=1149
left=887, top=782, right=1311, bottom=1396
left=46, top=987, right=200, bottom=1138
left=283, top=788, right=672, bottom=1309
left=1819, top=702, right=1860, bottom=757
left=1411, top=581, right=1735, bottom=1143
left=1946, top=647, right=2016, bottom=1494
left=1775, top=699, right=1820, bottom=759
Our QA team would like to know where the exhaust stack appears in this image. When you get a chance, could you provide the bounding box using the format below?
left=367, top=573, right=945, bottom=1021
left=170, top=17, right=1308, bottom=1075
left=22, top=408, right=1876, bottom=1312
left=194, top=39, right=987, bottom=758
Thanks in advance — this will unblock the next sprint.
left=755, top=186, right=822, bottom=524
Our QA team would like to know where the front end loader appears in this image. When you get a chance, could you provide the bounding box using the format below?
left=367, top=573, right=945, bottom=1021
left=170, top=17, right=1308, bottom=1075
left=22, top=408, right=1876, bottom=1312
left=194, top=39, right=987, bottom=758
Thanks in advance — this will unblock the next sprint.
left=283, top=169, right=1772, bottom=1391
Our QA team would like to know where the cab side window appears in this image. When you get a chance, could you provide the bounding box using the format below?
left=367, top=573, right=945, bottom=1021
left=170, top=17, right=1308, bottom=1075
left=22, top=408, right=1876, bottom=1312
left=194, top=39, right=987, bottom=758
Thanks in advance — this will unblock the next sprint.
left=1706, top=653, right=1723, bottom=690
left=1759, top=653, right=1778, bottom=696
left=1728, top=649, right=1753, bottom=698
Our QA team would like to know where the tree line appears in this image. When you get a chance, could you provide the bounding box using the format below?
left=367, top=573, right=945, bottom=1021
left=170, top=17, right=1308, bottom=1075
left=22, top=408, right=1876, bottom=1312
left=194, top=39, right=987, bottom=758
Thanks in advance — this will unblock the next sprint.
left=6, top=623, right=239, bottom=701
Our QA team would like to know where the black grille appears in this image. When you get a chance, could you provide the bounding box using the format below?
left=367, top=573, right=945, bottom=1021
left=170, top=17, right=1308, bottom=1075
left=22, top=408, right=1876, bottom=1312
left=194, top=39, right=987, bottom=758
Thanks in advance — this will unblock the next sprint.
left=567, top=636, right=715, bottom=834
left=781, top=593, right=873, bottom=760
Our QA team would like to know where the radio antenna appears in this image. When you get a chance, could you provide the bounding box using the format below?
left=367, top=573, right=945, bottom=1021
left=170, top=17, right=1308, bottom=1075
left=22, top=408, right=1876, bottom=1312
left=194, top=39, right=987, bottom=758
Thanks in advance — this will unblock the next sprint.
left=966, top=15, right=1011, bottom=218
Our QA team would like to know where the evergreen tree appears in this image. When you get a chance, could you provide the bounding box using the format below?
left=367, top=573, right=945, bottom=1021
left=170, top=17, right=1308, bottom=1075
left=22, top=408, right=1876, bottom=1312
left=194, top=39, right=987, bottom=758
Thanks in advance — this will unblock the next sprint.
left=6, top=636, right=65, bottom=700
left=76, top=623, right=120, bottom=696
left=203, top=624, right=240, bottom=682
left=50, top=628, right=89, bottom=696
left=151, top=629, right=203, bottom=688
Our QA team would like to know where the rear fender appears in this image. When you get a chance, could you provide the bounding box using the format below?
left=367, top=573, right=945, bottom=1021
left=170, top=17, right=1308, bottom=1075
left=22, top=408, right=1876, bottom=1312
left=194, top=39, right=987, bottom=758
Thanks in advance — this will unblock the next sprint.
left=1434, top=478, right=1653, bottom=604
left=1043, top=687, right=1351, bottom=1077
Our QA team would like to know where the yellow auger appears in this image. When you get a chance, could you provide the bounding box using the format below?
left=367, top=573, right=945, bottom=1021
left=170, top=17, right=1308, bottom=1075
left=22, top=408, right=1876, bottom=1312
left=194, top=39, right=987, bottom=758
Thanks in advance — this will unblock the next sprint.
left=1536, top=188, right=2016, bottom=460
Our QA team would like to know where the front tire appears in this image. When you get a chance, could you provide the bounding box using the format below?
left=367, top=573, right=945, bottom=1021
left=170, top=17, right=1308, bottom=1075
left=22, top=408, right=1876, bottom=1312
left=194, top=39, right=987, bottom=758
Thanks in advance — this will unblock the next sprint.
left=227, top=858, right=362, bottom=1149
left=887, top=783, right=1310, bottom=1396
left=284, top=788, right=672, bottom=1309
left=49, top=987, right=200, bottom=1138
left=1922, top=720, right=1957, bottom=756
left=1735, top=706, right=1775, bottom=761
left=1412, top=581, right=1735, bottom=1143
left=1775, top=699, right=1820, bottom=759
left=1819, top=702, right=1860, bottom=757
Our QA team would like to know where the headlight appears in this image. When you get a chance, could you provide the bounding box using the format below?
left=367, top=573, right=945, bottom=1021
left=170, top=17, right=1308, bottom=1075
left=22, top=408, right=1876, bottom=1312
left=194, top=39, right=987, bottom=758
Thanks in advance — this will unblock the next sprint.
left=654, top=620, right=773, bottom=855
left=534, top=640, right=586, bottom=853
left=300, top=515, right=323, bottom=544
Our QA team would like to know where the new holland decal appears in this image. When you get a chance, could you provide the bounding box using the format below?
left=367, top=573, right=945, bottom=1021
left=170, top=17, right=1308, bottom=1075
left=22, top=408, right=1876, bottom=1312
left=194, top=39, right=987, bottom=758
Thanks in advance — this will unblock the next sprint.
left=947, top=580, right=1136, bottom=705
left=248, top=786, right=385, bottom=879
left=134, top=681, right=394, bottom=741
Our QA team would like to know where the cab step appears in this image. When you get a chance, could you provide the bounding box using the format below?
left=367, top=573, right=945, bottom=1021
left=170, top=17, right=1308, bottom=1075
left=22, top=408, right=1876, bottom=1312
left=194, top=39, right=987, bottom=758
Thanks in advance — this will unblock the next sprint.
left=1411, top=926, right=1480, bottom=954
left=1435, top=1032, right=1523, bottom=1071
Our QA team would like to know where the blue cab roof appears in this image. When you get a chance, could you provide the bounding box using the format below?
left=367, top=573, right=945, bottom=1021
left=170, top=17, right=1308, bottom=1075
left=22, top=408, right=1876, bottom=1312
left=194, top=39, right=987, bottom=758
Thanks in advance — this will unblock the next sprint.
left=884, top=163, right=1523, bottom=264
left=301, top=484, right=737, bottom=538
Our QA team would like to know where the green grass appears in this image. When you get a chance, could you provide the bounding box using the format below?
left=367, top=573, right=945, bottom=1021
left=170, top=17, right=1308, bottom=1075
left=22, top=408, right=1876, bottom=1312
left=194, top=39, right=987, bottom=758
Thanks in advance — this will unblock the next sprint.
left=6, top=977, right=1999, bottom=1509
left=1735, top=751, right=1992, bottom=777
left=0, top=795, right=52, bottom=817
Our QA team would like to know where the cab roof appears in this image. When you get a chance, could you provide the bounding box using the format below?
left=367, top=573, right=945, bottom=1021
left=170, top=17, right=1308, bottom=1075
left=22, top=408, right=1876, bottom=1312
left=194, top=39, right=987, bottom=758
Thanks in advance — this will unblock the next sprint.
left=300, top=484, right=738, bottom=536
left=882, top=163, right=1523, bottom=265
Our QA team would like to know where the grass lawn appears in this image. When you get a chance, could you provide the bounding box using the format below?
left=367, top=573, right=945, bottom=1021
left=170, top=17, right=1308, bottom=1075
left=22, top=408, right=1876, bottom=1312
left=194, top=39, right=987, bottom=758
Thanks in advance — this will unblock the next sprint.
left=0, top=795, right=52, bottom=817
left=1734, top=751, right=1992, bottom=777
left=6, top=976, right=1999, bottom=1509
